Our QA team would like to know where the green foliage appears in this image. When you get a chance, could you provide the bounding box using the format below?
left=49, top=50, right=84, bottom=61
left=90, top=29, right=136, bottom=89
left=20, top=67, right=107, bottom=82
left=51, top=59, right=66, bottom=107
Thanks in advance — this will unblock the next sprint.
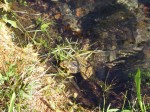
left=2, top=14, right=18, bottom=28
left=8, top=92, right=16, bottom=112
left=51, top=38, right=95, bottom=62
left=40, top=22, right=52, bottom=32
left=28, top=17, right=55, bottom=50
left=51, top=39, right=79, bottom=61
left=0, top=63, right=16, bottom=85
left=0, top=0, right=18, bottom=28
left=17, top=0, right=27, bottom=6
left=35, top=17, right=54, bottom=32
left=0, top=63, right=32, bottom=111
left=0, top=0, right=11, bottom=12
left=106, top=104, right=120, bottom=112
left=134, top=69, right=146, bottom=112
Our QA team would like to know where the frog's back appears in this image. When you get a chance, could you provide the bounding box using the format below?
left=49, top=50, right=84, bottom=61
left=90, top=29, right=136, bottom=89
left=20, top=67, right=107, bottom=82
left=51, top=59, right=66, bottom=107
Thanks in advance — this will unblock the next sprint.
left=60, top=60, right=80, bottom=74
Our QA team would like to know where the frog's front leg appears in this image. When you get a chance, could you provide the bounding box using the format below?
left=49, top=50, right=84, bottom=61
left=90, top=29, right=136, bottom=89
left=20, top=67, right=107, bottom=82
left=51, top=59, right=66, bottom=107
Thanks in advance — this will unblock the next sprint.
left=67, top=71, right=81, bottom=90
left=70, top=78, right=81, bottom=90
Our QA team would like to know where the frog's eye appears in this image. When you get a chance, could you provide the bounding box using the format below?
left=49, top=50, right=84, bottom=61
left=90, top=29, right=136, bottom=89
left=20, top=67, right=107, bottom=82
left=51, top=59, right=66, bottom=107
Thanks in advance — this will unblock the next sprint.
left=72, top=62, right=78, bottom=67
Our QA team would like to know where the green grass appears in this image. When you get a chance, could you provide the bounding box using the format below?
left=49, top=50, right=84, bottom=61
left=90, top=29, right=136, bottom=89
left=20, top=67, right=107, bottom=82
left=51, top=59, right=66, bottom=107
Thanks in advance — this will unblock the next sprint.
left=134, top=69, right=146, bottom=112
left=51, top=39, right=80, bottom=61
left=98, top=69, right=149, bottom=112
left=51, top=38, right=95, bottom=63
left=0, top=62, right=35, bottom=111
left=8, top=92, right=16, bottom=112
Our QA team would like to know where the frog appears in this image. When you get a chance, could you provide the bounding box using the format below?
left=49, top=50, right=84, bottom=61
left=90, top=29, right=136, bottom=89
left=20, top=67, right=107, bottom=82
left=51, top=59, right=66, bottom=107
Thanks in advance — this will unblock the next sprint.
left=59, top=55, right=93, bottom=80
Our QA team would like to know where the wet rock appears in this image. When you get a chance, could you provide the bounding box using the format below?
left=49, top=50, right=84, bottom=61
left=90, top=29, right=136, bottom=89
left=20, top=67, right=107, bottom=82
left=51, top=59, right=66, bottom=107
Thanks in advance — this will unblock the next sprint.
left=136, top=5, right=150, bottom=44
left=56, top=0, right=117, bottom=31
left=80, top=3, right=137, bottom=50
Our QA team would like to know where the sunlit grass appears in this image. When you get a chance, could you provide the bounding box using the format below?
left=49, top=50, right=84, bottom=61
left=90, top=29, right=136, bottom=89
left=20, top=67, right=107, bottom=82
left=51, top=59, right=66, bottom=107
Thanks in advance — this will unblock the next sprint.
left=51, top=38, right=96, bottom=62
left=0, top=0, right=11, bottom=12
left=0, top=20, right=89, bottom=111
left=51, top=39, right=80, bottom=61
left=8, top=92, right=16, bottom=112
left=0, top=21, right=41, bottom=111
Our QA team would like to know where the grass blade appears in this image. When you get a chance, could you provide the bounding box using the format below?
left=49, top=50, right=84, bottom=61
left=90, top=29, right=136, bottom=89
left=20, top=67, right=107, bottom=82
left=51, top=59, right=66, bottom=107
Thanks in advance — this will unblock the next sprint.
left=134, top=69, right=144, bottom=112
left=8, top=92, right=16, bottom=112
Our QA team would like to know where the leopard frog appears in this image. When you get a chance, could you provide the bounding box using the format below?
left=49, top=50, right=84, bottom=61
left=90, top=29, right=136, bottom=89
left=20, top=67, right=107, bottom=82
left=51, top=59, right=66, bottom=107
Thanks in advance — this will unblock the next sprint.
left=60, top=56, right=93, bottom=80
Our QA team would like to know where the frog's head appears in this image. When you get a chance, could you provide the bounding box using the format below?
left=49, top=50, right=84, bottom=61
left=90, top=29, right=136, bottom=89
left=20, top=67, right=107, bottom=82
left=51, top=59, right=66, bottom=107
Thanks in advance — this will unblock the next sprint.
left=59, top=60, right=68, bottom=69
left=59, top=60, right=80, bottom=74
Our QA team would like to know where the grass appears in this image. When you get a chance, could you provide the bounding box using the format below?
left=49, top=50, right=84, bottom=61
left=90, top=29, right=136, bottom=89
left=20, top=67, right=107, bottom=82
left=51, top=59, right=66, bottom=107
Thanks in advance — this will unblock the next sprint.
left=0, top=21, right=43, bottom=111
left=8, top=92, right=16, bottom=112
left=104, top=69, right=149, bottom=112
left=134, top=69, right=146, bottom=112
left=51, top=39, right=80, bottom=61
left=51, top=38, right=96, bottom=63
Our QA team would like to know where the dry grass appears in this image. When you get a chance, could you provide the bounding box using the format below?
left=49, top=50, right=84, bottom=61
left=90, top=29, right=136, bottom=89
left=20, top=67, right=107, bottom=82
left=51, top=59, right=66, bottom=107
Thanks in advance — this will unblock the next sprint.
left=0, top=21, right=78, bottom=112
